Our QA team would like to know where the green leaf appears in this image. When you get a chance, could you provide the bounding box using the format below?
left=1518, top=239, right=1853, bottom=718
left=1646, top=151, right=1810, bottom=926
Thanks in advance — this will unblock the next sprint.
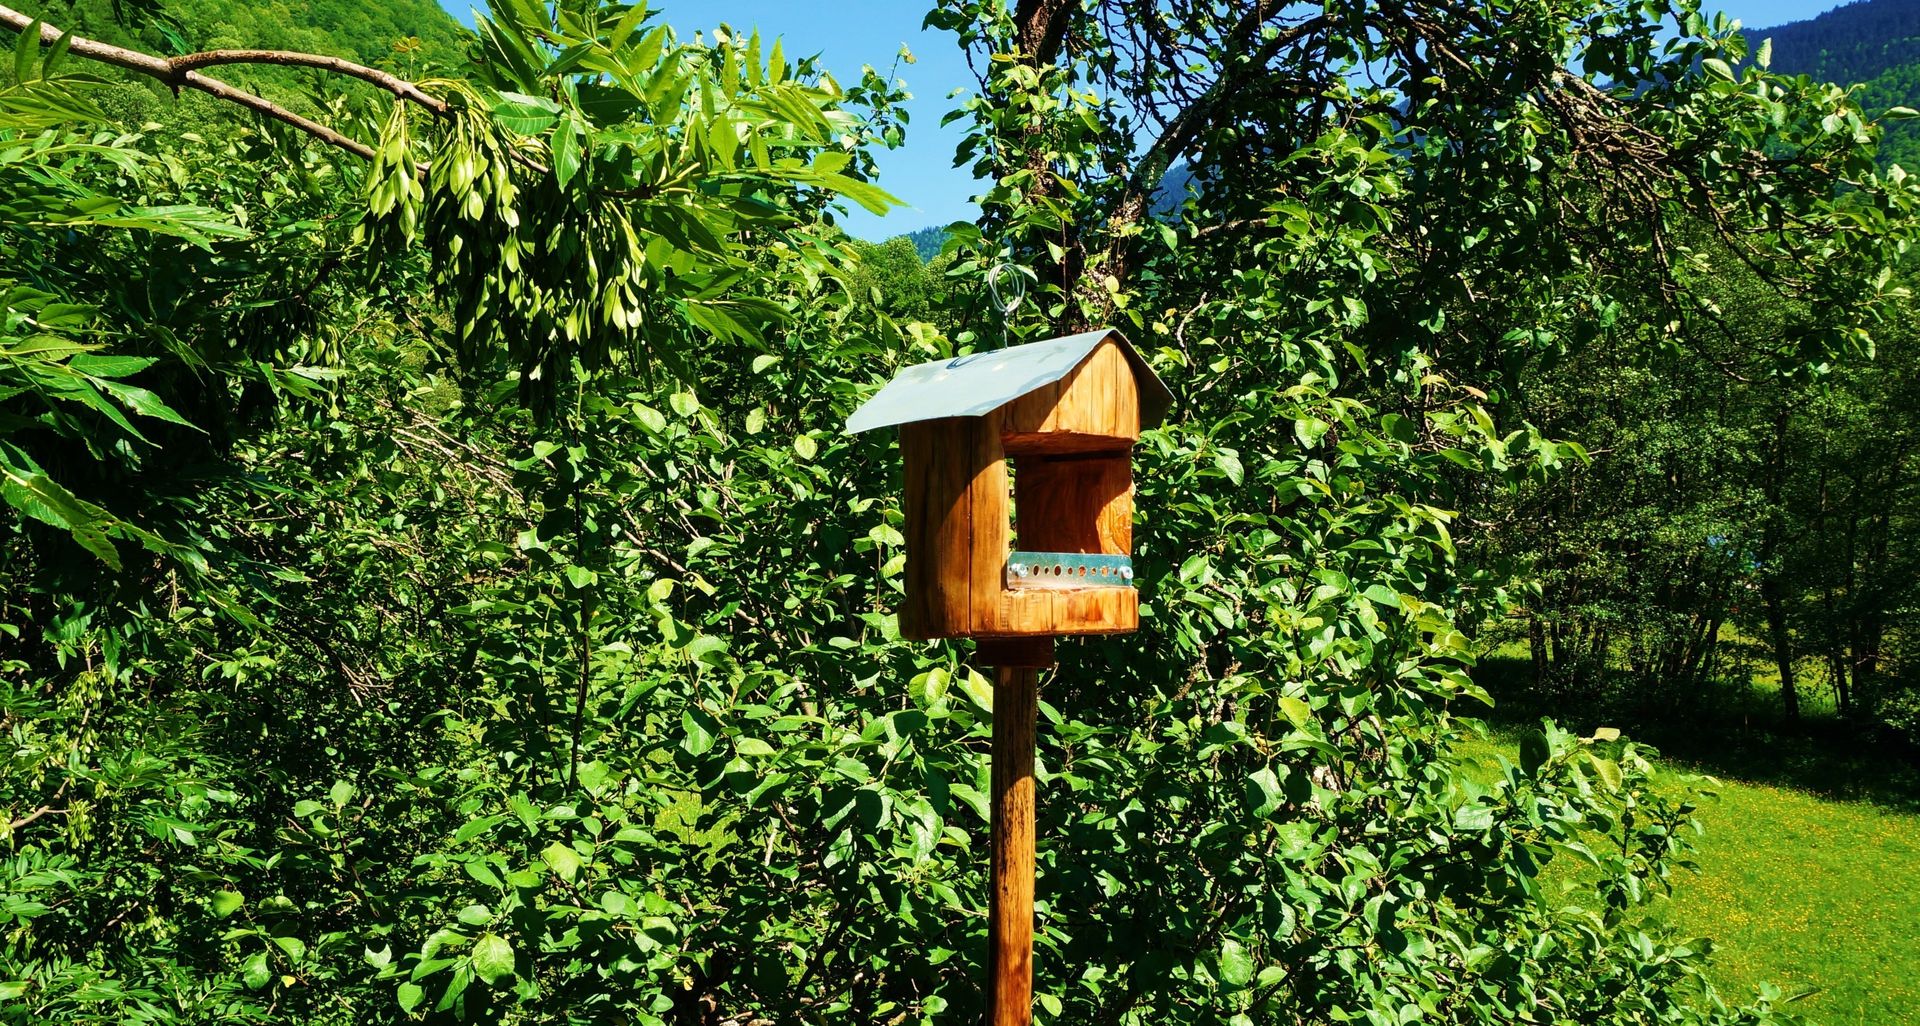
left=1279, top=696, right=1313, bottom=730
left=1588, top=753, right=1624, bottom=792
left=60, top=379, right=152, bottom=443
left=552, top=114, right=583, bottom=187
left=0, top=458, right=121, bottom=569
left=541, top=842, right=583, bottom=883
left=211, top=890, right=244, bottom=918
left=43, top=29, right=70, bottom=75
left=687, top=634, right=728, bottom=666
left=1178, top=553, right=1210, bottom=583
left=1244, top=767, right=1282, bottom=818
left=241, top=951, right=272, bottom=990
left=492, top=91, right=563, bottom=135
left=959, top=669, right=994, bottom=713
left=1519, top=730, right=1551, bottom=777
left=66, top=354, right=156, bottom=378
left=454, top=813, right=509, bottom=844
left=397, top=981, right=425, bottom=1013
left=471, top=933, right=516, bottom=986
left=1219, top=938, right=1255, bottom=987
left=810, top=170, right=897, bottom=215
left=608, top=2, right=651, bottom=49
left=97, top=205, right=247, bottom=245
left=1454, top=804, right=1495, bottom=831
left=14, top=20, right=38, bottom=85
left=681, top=709, right=716, bottom=755
left=1212, top=449, right=1244, bottom=486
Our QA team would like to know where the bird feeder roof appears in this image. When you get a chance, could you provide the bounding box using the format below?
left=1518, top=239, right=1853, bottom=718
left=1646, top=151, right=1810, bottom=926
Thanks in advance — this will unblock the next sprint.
left=844, top=328, right=1173, bottom=435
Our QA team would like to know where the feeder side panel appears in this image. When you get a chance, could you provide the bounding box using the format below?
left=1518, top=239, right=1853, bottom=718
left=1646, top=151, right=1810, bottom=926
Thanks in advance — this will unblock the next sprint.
left=967, top=411, right=1012, bottom=635
left=901, top=418, right=980, bottom=639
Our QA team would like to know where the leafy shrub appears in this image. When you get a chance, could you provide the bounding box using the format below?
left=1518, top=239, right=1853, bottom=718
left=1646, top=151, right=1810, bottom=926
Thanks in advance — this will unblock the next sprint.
left=7, top=0, right=1916, bottom=1024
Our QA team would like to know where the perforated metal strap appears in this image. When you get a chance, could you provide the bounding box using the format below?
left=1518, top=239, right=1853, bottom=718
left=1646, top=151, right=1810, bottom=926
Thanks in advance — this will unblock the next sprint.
left=1006, top=552, right=1135, bottom=587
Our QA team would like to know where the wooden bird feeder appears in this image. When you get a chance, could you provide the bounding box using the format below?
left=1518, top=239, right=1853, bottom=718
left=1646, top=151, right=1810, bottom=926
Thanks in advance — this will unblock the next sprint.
left=846, top=328, right=1173, bottom=642
left=846, top=328, right=1171, bottom=1026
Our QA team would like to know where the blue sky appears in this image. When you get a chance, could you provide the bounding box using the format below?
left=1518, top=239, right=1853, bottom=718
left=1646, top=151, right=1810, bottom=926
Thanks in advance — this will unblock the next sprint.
left=437, top=0, right=1850, bottom=240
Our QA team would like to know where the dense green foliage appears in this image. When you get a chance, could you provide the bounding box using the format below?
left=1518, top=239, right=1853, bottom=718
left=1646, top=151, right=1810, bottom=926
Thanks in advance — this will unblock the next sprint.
left=1, top=0, right=1917, bottom=1024
left=1485, top=0, right=1920, bottom=748
left=10, top=0, right=467, bottom=67
left=848, top=235, right=947, bottom=324
left=1478, top=263, right=1920, bottom=738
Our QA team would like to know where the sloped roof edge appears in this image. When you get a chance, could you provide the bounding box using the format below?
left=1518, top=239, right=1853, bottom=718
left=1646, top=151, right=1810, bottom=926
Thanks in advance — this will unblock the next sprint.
left=844, top=328, right=1173, bottom=435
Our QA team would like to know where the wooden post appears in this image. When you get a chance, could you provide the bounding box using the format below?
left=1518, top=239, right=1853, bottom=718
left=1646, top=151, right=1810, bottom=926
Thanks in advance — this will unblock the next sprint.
left=978, top=637, right=1053, bottom=1026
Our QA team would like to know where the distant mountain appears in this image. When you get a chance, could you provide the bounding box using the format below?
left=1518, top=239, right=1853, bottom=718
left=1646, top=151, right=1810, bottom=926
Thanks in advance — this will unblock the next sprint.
left=1756, top=0, right=1920, bottom=169
left=1152, top=163, right=1197, bottom=217
left=1758, top=1, right=1920, bottom=86
left=900, top=225, right=949, bottom=263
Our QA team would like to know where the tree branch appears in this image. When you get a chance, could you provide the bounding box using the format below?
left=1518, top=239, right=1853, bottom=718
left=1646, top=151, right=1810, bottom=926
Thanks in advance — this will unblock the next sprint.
left=0, top=4, right=453, bottom=161
left=170, top=50, right=451, bottom=115
left=1014, top=0, right=1076, bottom=65
left=6, top=804, right=67, bottom=832
left=1086, top=5, right=1330, bottom=321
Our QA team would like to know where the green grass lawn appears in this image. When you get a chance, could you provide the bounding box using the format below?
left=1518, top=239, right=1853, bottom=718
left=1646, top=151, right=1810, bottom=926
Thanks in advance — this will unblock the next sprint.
left=1662, top=776, right=1920, bottom=1026
left=1459, top=733, right=1920, bottom=1026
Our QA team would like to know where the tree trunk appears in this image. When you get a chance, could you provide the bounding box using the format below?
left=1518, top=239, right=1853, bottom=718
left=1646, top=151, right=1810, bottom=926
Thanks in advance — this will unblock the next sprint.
left=1528, top=616, right=1549, bottom=686
left=1763, top=584, right=1800, bottom=721
left=1683, top=613, right=1725, bottom=688
left=1759, top=405, right=1800, bottom=721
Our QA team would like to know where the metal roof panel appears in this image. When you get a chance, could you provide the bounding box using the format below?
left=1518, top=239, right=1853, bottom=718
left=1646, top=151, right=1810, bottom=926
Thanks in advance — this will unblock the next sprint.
left=844, top=328, right=1172, bottom=435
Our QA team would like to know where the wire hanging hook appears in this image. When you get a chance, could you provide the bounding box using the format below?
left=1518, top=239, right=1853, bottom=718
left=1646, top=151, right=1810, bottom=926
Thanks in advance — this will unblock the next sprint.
left=986, top=257, right=1027, bottom=322
left=979, top=129, right=1035, bottom=347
